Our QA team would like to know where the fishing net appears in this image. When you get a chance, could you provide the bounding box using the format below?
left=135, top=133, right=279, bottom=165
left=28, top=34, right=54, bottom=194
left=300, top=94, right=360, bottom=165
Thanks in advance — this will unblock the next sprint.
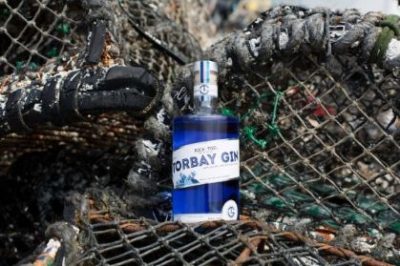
left=0, top=0, right=83, bottom=76
left=0, top=1, right=399, bottom=265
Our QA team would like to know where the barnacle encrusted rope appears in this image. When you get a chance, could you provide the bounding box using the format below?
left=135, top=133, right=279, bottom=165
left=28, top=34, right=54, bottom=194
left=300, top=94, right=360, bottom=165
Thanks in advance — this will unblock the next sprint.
left=207, top=6, right=400, bottom=77
left=0, top=66, right=162, bottom=135
left=3, top=6, right=400, bottom=138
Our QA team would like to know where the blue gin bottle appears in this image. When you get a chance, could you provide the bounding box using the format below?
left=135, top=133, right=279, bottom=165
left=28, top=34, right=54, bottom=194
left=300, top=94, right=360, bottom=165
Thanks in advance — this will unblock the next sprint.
left=172, top=60, right=240, bottom=222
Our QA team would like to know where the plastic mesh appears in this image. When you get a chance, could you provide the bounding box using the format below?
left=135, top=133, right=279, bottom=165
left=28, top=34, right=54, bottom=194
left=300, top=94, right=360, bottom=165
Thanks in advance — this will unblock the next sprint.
left=0, top=0, right=82, bottom=75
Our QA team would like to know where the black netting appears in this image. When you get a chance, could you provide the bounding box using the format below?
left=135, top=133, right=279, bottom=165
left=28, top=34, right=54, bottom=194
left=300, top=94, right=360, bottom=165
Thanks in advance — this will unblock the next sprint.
left=0, top=0, right=83, bottom=75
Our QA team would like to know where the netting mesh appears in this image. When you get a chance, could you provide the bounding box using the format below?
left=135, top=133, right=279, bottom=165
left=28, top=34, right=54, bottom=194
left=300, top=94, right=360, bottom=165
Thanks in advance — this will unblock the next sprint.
left=220, top=53, right=400, bottom=230
left=216, top=52, right=400, bottom=262
left=0, top=0, right=82, bottom=75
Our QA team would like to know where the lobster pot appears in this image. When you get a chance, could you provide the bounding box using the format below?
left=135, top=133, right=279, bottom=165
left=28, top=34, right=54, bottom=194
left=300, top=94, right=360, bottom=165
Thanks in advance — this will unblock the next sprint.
left=0, top=2, right=399, bottom=266
left=220, top=49, right=400, bottom=233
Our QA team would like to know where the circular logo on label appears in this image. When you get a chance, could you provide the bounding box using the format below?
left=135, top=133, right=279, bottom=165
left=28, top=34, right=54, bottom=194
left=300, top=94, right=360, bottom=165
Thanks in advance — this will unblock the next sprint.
left=199, top=84, right=209, bottom=95
left=221, top=200, right=238, bottom=220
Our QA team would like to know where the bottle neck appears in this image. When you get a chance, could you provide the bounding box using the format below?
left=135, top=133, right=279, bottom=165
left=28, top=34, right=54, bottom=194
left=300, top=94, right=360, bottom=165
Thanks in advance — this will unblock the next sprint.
left=193, top=95, right=218, bottom=115
left=192, top=60, right=219, bottom=115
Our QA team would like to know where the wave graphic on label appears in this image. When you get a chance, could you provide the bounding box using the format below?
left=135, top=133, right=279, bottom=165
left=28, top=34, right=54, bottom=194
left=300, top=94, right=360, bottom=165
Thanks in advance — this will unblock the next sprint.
left=172, top=139, right=240, bottom=189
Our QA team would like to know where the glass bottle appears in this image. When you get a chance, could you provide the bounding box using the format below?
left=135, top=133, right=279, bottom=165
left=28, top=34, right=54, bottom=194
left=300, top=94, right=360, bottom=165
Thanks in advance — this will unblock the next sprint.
left=172, top=60, right=240, bottom=222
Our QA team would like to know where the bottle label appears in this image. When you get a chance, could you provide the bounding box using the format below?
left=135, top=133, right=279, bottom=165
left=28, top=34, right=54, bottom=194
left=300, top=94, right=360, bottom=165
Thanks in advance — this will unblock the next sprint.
left=172, top=139, right=239, bottom=189
left=174, top=199, right=239, bottom=222
left=194, top=84, right=218, bottom=98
